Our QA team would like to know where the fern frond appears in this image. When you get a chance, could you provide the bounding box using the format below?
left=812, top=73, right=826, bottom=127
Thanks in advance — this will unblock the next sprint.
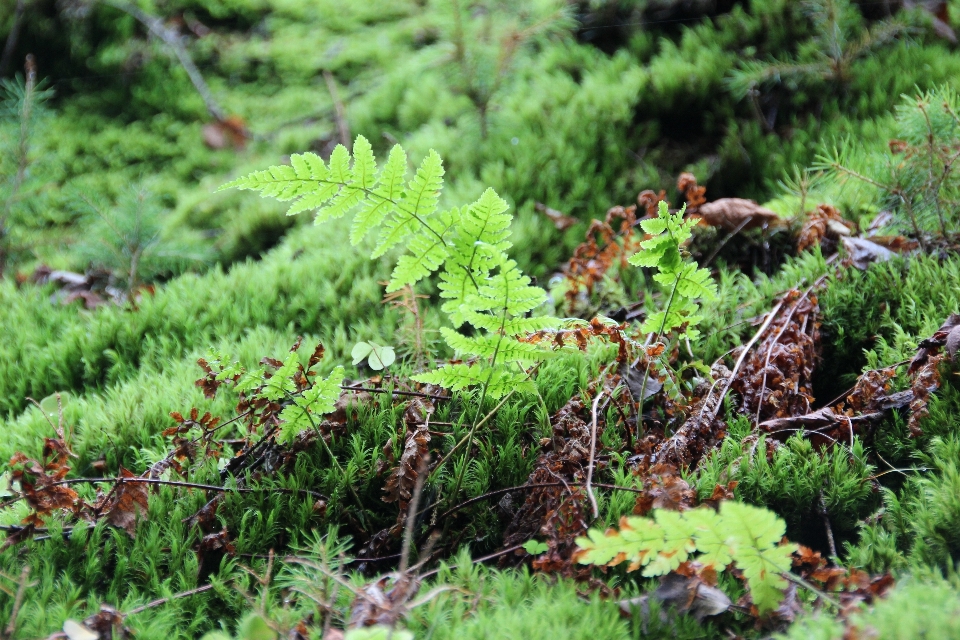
left=576, top=503, right=798, bottom=614
left=413, top=363, right=532, bottom=399
left=439, top=327, right=552, bottom=363
left=350, top=145, right=408, bottom=245
left=373, top=149, right=444, bottom=258
left=387, top=210, right=457, bottom=291
left=277, top=366, right=345, bottom=444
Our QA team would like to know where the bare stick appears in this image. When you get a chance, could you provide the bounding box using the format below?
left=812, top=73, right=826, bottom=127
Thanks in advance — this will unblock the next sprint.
left=126, top=583, right=214, bottom=615
left=753, top=280, right=823, bottom=427
left=437, top=481, right=645, bottom=521
left=706, top=297, right=787, bottom=423
left=3, top=565, right=32, bottom=637
left=400, top=452, right=431, bottom=575
left=341, top=385, right=449, bottom=401
left=0, top=0, right=26, bottom=77
left=100, top=0, right=228, bottom=123
left=323, top=70, right=351, bottom=149
left=49, top=475, right=327, bottom=501
left=819, top=492, right=838, bottom=561
left=586, top=389, right=607, bottom=520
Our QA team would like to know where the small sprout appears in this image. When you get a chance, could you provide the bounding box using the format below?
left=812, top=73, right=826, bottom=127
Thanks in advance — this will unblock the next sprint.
left=523, top=539, right=549, bottom=555
left=352, top=341, right=396, bottom=370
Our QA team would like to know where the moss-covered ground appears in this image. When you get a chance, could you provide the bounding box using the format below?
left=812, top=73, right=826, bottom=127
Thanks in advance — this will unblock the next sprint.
left=2, top=1, right=960, bottom=638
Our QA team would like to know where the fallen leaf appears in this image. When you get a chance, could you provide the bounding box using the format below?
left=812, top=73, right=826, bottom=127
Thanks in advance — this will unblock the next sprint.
left=95, top=467, right=149, bottom=537
left=535, top=202, right=578, bottom=230
left=841, top=237, right=895, bottom=270
left=619, top=573, right=731, bottom=622
left=695, top=198, right=780, bottom=231
left=63, top=620, right=99, bottom=640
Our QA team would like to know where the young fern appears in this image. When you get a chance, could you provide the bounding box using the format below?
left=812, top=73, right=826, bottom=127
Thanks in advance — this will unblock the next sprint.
left=575, top=502, right=797, bottom=614
left=628, top=201, right=717, bottom=403
left=222, top=135, right=558, bottom=399
left=628, top=201, right=717, bottom=343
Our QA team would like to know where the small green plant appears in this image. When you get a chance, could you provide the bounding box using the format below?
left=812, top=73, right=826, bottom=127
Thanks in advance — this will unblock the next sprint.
left=351, top=341, right=396, bottom=371
left=0, top=61, right=53, bottom=271
left=815, top=85, right=960, bottom=246
left=197, top=344, right=345, bottom=446
left=628, top=200, right=717, bottom=404
left=575, top=502, right=797, bottom=615
left=222, top=135, right=558, bottom=401
left=75, top=185, right=211, bottom=296
left=728, top=0, right=907, bottom=125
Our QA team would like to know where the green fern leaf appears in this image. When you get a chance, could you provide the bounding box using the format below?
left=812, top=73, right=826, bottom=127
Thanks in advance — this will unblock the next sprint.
left=277, top=366, right=345, bottom=444
left=413, top=363, right=532, bottom=399
left=350, top=135, right=378, bottom=189
left=720, top=501, right=797, bottom=614
left=439, top=328, right=551, bottom=363
left=387, top=211, right=456, bottom=291
left=350, top=144, right=407, bottom=245
left=575, top=516, right=665, bottom=571
left=683, top=507, right=733, bottom=569
left=644, top=510, right=697, bottom=577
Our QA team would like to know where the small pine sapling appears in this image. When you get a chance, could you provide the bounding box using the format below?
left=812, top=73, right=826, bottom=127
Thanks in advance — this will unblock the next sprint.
left=575, top=501, right=798, bottom=614
left=816, top=85, right=960, bottom=246
left=0, top=56, right=53, bottom=271
left=75, top=185, right=211, bottom=297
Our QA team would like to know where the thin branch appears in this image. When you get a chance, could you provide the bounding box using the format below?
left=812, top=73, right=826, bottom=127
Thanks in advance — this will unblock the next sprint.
left=585, top=390, right=606, bottom=520
left=436, top=481, right=645, bottom=521
left=48, top=476, right=327, bottom=501
left=706, top=296, right=787, bottom=423
left=323, top=70, right=351, bottom=149
left=126, top=583, right=214, bottom=615
left=99, top=0, right=229, bottom=123
left=340, top=385, right=449, bottom=401
left=0, top=0, right=26, bottom=77
left=3, top=565, right=32, bottom=638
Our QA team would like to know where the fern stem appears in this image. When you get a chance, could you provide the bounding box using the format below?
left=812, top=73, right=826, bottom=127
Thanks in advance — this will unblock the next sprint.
left=447, top=298, right=511, bottom=502
left=637, top=272, right=681, bottom=435
left=285, top=390, right=369, bottom=530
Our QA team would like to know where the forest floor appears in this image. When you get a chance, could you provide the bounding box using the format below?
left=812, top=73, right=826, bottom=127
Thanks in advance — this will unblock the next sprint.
left=2, top=1, right=960, bottom=639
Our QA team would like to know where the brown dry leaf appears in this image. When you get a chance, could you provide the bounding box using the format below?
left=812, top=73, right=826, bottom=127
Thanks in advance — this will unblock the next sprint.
left=656, top=372, right=729, bottom=469
left=559, top=205, right=641, bottom=312
left=382, top=422, right=431, bottom=505
left=201, top=115, right=248, bottom=150
left=677, top=173, right=707, bottom=208
left=695, top=198, right=780, bottom=232
left=730, top=289, right=820, bottom=424
left=797, top=204, right=854, bottom=252
left=96, top=467, right=149, bottom=537
left=347, top=574, right=421, bottom=629
left=632, top=463, right=696, bottom=515
left=502, top=396, right=592, bottom=577
left=535, top=202, right=578, bottom=230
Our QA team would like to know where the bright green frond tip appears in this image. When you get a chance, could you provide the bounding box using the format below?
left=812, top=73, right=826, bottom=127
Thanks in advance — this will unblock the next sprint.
left=628, top=200, right=716, bottom=340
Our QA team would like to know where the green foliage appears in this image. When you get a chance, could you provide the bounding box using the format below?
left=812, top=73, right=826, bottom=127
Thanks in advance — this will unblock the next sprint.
left=694, top=427, right=879, bottom=548
left=351, top=341, right=396, bottom=370
left=629, top=201, right=717, bottom=341
left=779, top=578, right=960, bottom=640
left=816, top=85, right=960, bottom=242
left=224, top=136, right=558, bottom=399
left=576, top=502, right=797, bottom=614
left=74, top=184, right=211, bottom=293
left=727, top=0, right=908, bottom=100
